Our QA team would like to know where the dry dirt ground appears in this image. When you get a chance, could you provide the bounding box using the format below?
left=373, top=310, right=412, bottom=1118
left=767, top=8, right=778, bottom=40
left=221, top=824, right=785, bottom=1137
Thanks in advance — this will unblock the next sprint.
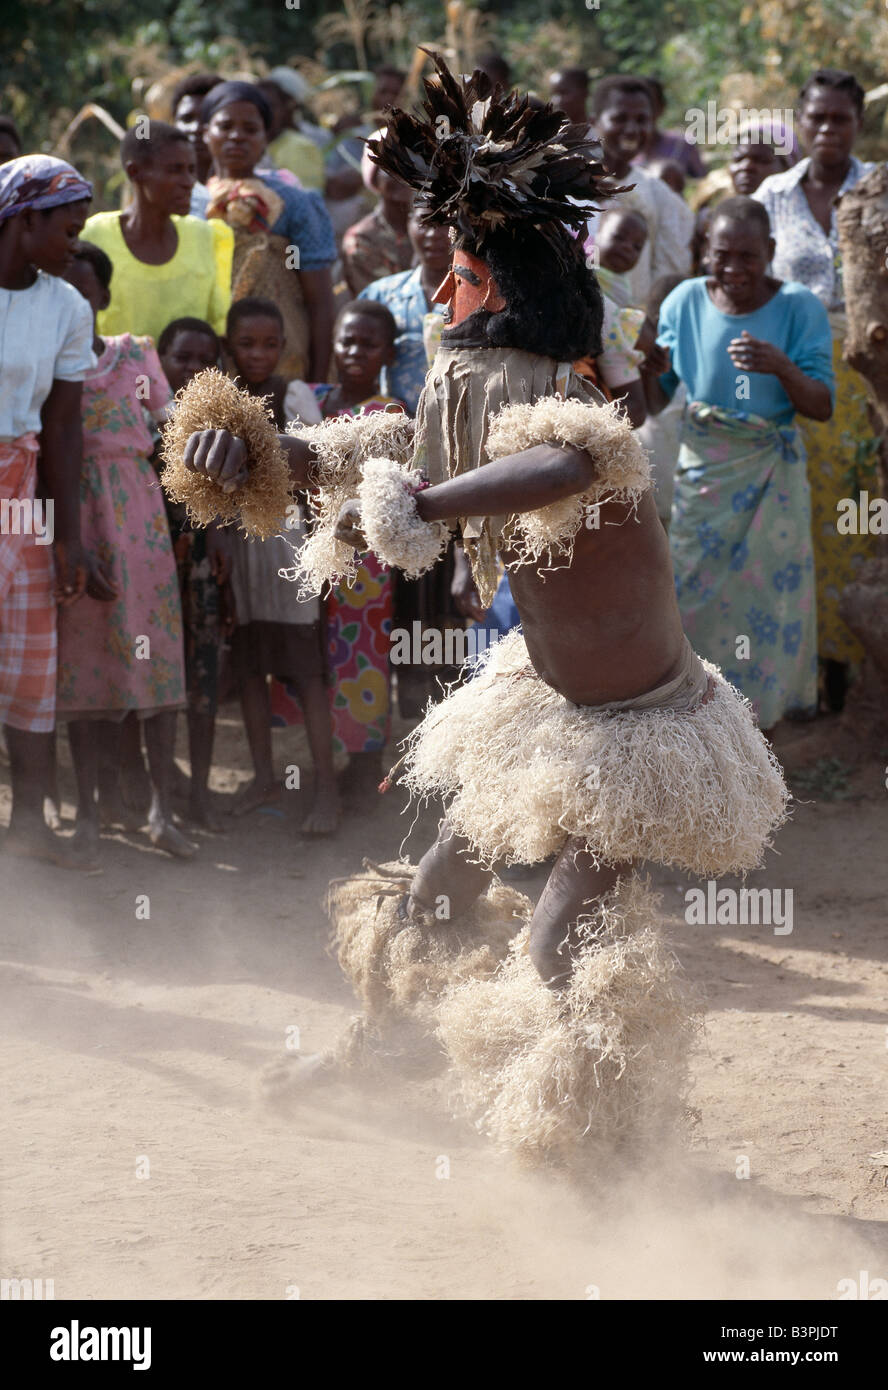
left=1, top=708, right=886, bottom=1301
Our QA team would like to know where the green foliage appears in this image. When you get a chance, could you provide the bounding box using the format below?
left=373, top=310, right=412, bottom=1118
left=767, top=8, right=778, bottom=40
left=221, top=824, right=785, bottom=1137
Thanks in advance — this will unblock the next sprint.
left=4, top=0, right=888, bottom=166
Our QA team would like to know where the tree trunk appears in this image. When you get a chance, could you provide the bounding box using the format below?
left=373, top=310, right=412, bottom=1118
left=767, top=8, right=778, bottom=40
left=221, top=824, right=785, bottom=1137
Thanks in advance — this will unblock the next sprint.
left=835, top=168, right=888, bottom=743
left=838, top=559, right=888, bottom=744
left=838, top=164, right=888, bottom=432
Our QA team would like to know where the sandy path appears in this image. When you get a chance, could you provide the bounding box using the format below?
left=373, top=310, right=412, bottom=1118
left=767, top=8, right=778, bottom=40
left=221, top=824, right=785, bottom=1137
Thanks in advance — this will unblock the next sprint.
left=1, top=714, right=886, bottom=1300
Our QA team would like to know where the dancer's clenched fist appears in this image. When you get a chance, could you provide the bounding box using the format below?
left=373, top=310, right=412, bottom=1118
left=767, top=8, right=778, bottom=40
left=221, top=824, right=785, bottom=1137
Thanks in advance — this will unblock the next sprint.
left=184, top=429, right=250, bottom=493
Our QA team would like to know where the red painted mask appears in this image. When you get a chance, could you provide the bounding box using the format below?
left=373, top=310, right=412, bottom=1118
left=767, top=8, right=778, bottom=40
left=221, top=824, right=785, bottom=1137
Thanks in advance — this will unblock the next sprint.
left=432, top=249, right=507, bottom=326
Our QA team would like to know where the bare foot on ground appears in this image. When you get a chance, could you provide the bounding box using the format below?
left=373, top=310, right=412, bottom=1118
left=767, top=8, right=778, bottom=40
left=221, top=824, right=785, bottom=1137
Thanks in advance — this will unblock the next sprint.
left=148, top=817, right=197, bottom=859
left=186, top=798, right=229, bottom=833
left=69, top=820, right=103, bottom=873
left=227, top=778, right=282, bottom=818
left=99, top=792, right=145, bottom=833
left=4, top=823, right=101, bottom=872
left=300, top=783, right=341, bottom=836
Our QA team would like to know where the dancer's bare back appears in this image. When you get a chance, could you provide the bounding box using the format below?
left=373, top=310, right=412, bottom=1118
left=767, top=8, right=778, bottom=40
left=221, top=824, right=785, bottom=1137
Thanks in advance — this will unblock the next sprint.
left=182, top=430, right=686, bottom=707
left=502, top=490, right=686, bottom=706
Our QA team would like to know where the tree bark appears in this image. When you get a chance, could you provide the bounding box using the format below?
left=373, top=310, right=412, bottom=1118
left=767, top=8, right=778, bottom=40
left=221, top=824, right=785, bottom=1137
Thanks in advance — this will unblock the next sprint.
left=835, top=168, right=888, bottom=741
left=838, top=164, right=888, bottom=435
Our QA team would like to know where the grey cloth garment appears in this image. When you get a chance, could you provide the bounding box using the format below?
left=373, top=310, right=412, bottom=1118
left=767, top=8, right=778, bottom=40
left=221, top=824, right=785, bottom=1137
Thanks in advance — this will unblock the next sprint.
left=229, top=508, right=319, bottom=628
left=413, top=345, right=605, bottom=606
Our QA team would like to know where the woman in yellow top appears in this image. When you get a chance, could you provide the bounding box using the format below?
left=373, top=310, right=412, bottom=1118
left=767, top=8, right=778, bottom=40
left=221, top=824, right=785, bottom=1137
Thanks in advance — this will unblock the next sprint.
left=83, top=122, right=233, bottom=344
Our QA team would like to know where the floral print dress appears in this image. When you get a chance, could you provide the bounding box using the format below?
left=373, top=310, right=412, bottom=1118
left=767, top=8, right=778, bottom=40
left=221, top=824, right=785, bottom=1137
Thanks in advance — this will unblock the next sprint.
left=56, top=334, right=185, bottom=717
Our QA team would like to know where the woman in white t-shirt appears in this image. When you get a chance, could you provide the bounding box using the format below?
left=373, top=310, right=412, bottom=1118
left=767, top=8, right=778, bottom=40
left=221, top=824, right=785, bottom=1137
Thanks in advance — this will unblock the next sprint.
left=0, top=154, right=114, bottom=868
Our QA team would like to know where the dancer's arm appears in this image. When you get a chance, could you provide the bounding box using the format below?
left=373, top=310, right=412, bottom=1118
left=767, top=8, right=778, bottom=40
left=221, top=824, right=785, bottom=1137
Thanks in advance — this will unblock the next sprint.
left=414, top=444, right=600, bottom=524
left=183, top=429, right=318, bottom=491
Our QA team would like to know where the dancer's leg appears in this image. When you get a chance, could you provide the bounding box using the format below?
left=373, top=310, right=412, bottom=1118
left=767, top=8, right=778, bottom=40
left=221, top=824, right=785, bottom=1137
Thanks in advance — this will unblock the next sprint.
left=528, top=838, right=633, bottom=989
left=408, top=818, right=494, bottom=922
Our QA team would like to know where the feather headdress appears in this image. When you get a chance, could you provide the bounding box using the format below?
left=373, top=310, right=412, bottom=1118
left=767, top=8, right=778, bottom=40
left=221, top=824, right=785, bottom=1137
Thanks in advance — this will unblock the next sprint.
left=366, top=50, right=624, bottom=264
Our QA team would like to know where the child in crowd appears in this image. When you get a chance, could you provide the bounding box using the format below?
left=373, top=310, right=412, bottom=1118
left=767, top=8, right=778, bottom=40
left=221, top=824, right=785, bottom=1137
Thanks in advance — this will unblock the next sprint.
left=636, top=273, right=688, bottom=526
left=342, top=145, right=414, bottom=295
left=156, top=316, right=232, bottom=829
left=0, top=155, right=98, bottom=868
left=592, top=208, right=648, bottom=309
left=646, top=156, right=687, bottom=198
left=357, top=207, right=450, bottom=415
left=83, top=122, right=232, bottom=343
left=56, top=242, right=194, bottom=863
left=222, top=297, right=340, bottom=834
left=272, top=300, right=404, bottom=802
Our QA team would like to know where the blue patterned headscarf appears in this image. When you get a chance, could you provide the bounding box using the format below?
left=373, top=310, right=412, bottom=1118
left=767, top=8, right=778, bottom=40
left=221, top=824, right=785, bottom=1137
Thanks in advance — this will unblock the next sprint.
left=0, top=154, right=93, bottom=225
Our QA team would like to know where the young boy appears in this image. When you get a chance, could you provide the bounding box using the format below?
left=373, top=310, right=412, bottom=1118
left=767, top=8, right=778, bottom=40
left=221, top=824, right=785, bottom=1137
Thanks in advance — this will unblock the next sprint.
left=222, top=297, right=340, bottom=834
left=313, top=301, right=400, bottom=416
left=157, top=316, right=232, bottom=829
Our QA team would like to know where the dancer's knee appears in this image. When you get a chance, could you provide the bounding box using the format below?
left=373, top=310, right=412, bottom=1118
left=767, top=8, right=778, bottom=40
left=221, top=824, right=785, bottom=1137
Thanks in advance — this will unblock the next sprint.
left=411, top=819, right=492, bottom=919
left=528, top=845, right=634, bottom=987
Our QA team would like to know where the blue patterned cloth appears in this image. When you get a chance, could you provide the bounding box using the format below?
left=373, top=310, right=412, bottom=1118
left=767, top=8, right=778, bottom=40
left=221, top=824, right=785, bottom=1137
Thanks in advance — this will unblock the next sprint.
left=262, top=170, right=336, bottom=271
left=670, top=404, right=818, bottom=728
left=358, top=266, right=446, bottom=415
left=753, top=156, right=874, bottom=312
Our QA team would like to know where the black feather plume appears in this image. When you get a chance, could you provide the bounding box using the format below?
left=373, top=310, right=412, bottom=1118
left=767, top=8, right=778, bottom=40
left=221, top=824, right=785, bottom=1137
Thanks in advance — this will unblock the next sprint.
left=365, top=50, right=627, bottom=265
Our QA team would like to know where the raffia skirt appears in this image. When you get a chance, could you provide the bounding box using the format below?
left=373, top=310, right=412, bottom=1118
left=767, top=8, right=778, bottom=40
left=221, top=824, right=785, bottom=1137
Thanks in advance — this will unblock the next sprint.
left=400, top=630, right=789, bottom=877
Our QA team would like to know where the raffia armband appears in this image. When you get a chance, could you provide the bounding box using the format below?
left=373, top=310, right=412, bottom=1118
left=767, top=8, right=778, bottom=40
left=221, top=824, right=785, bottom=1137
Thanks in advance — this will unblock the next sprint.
left=358, top=457, right=451, bottom=579
left=483, top=394, right=653, bottom=566
left=160, top=369, right=294, bottom=540
left=286, top=409, right=417, bottom=597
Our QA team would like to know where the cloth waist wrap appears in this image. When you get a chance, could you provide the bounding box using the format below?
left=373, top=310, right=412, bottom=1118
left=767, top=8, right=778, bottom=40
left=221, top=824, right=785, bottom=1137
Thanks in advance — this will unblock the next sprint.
left=0, top=432, right=40, bottom=598
left=400, top=628, right=788, bottom=876
left=413, top=345, right=606, bottom=606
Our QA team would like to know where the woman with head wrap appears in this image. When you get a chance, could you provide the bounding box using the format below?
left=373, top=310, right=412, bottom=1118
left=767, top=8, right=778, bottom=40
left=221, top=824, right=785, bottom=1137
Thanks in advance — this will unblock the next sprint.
left=754, top=68, right=877, bottom=712
left=0, top=155, right=115, bottom=868
left=255, top=78, right=325, bottom=193
left=201, top=80, right=337, bottom=381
